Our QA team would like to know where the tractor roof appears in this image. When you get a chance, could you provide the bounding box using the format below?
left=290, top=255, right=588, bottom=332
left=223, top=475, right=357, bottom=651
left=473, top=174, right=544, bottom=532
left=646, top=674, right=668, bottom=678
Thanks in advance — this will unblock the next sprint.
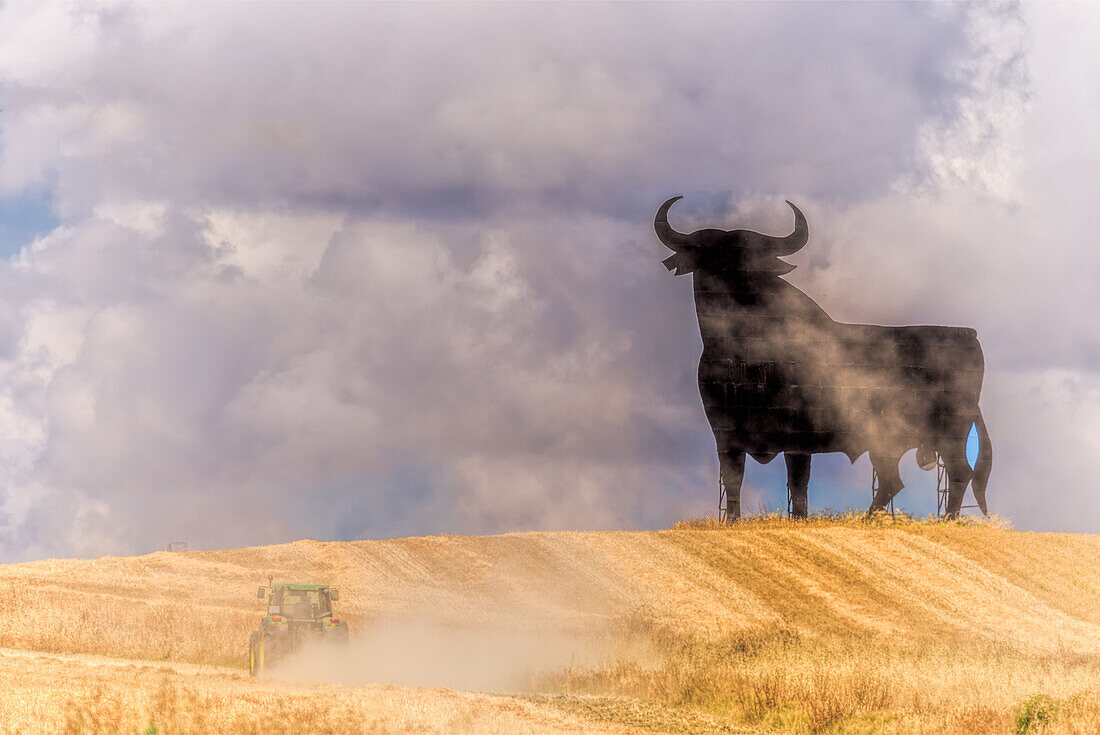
left=272, top=583, right=329, bottom=591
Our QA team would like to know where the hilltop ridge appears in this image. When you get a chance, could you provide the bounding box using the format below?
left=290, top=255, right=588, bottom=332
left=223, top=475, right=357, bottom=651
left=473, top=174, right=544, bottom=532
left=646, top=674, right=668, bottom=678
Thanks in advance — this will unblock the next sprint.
left=2, top=519, right=1100, bottom=733
left=4, top=518, right=1100, bottom=663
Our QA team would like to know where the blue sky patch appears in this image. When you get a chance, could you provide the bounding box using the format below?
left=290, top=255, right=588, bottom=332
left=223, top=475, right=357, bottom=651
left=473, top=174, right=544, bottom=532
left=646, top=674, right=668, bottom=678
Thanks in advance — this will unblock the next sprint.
left=966, top=422, right=979, bottom=470
left=0, top=190, right=59, bottom=259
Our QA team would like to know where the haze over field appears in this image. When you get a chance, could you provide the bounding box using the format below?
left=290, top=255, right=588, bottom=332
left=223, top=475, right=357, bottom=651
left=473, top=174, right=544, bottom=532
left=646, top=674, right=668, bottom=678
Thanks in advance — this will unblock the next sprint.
left=0, top=3, right=1099, bottom=558
left=2, top=522, right=1100, bottom=733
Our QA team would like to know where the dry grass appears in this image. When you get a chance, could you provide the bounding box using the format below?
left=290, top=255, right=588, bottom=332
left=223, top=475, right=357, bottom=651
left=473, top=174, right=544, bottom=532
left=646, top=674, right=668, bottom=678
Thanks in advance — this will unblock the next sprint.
left=2, top=519, right=1100, bottom=733
left=530, top=515, right=1100, bottom=733
left=669, top=508, right=1014, bottom=531
left=545, top=620, right=1100, bottom=733
left=0, top=648, right=612, bottom=735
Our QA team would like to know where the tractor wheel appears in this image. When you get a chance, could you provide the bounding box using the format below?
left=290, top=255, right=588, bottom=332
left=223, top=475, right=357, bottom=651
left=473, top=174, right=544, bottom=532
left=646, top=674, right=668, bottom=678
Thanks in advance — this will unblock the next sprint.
left=248, top=631, right=260, bottom=677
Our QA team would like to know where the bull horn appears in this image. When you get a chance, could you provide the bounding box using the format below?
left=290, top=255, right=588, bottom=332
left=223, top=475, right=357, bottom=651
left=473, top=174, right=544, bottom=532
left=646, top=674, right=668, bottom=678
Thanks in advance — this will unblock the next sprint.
left=768, top=201, right=808, bottom=256
left=654, top=196, right=692, bottom=251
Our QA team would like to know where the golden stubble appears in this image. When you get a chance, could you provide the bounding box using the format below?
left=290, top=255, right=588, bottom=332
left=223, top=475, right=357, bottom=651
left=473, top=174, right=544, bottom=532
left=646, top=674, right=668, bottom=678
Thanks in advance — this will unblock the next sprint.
left=1, top=516, right=1099, bottom=733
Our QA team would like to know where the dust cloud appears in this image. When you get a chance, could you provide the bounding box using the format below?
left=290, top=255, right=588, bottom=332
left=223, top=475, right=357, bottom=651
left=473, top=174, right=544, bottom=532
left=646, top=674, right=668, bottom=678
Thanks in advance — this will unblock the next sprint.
left=265, top=616, right=650, bottom=693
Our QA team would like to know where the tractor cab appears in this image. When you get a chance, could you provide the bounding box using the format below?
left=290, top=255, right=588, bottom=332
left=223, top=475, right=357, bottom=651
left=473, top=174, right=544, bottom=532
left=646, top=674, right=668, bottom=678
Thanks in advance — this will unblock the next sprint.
left=261, top=583, right=338, bottom=621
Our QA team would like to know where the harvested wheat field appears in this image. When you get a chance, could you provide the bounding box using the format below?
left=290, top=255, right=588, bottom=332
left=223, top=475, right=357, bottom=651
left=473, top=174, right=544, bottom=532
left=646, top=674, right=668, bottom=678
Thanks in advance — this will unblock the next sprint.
left=2, top=515, right=1100, bottom=734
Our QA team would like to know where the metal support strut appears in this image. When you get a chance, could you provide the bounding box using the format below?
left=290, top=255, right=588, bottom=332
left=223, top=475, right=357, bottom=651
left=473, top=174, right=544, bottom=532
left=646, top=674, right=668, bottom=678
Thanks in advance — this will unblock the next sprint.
left=718, top=469, right=728, bottom=523
left=935, top=453, right=948, bottom=519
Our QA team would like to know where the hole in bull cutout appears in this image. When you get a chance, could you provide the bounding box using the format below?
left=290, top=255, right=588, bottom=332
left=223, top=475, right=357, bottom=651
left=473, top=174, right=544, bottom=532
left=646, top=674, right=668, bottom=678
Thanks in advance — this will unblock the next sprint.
left=966, top=422, right=979, bottom=470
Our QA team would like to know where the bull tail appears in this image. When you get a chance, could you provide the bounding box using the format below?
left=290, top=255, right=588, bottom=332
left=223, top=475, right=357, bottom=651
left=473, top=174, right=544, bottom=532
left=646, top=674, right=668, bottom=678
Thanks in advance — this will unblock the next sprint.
left=971, top=408, right=993, bottom=516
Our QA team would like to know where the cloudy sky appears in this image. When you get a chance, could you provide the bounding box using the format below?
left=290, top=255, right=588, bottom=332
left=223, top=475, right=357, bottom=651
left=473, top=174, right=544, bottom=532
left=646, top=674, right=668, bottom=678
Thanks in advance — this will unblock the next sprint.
left=0, top=2, right=1097, bottom=561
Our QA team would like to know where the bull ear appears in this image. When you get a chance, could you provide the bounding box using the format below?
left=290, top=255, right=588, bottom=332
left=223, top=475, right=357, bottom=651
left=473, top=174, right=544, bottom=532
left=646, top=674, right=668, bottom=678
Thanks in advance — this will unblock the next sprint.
left=741, top=252, right=797, bottom=276
left=662, top=247, right=706, bottom=275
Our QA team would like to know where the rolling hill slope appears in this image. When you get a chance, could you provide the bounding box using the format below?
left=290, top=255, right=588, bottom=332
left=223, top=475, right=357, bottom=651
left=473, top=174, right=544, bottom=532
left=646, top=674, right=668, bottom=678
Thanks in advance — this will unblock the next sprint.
left=2, top=519, right=1100, bottom=733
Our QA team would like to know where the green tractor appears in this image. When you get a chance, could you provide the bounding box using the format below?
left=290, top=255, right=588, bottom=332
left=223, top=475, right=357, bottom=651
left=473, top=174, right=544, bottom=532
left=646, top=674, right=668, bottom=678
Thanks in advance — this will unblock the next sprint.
left=248, top=578, right=349, bottom=676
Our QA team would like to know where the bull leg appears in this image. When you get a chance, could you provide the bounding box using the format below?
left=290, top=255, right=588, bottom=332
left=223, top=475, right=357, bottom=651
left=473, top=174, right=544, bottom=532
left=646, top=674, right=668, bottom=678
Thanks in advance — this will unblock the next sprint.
left=785, top=453, right=811, bottom=518
left=943, top=454, right=973, bottom=519
left=719, top=450, right=746, bottom=520
left=868, top=454, right=903, bottom=514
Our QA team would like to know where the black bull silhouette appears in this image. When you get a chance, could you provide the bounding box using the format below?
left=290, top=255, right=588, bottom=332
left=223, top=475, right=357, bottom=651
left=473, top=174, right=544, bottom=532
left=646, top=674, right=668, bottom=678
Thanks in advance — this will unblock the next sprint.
left=655, top=196, right=992, bottom=519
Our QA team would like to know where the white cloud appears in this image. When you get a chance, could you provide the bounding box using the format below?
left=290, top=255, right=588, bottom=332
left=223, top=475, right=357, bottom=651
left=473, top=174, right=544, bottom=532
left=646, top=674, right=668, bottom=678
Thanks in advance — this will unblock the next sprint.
left=0, top=1, right=1097, bottom=558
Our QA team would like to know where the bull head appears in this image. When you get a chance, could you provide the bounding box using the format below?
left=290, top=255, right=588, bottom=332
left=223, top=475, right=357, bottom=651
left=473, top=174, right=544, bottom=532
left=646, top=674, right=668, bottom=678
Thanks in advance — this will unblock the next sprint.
left=654, top=195, right=808, bottom=276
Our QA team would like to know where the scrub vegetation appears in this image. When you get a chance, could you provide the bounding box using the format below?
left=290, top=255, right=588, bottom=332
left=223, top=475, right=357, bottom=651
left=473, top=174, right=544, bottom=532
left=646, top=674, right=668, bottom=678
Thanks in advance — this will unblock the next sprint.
left=1, top=515, right=1099, bottom=733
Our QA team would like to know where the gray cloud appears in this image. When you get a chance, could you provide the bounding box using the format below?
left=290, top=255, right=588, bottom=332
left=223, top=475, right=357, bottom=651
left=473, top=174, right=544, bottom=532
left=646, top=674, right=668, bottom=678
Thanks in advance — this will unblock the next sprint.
left=0, top=1, right=1094, bottom=559
left=1, top=2, right=972, bottom=214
